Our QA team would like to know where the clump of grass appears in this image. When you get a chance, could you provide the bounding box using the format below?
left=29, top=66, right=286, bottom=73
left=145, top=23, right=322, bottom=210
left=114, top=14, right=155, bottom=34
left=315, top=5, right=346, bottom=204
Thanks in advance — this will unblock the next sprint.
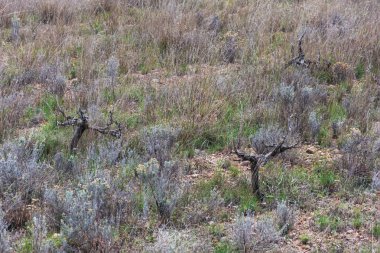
left=313, top=163, right=338, bottom=194
left=299, top=234, right=310, bottom=245
left=229, top=166, right=240, bottom=178
left=372, top=223, right=380, bottom=239
left=208, top=223, right=225, bottom=239
left=214, top=241, right=236, bottom=253
left=261, top=163, right=316, bottom=208
left=275, top=201, right=295, bottom=235
left=314, top=213, right=343, bottom=232
left=352, top=211, right=363, bottom=229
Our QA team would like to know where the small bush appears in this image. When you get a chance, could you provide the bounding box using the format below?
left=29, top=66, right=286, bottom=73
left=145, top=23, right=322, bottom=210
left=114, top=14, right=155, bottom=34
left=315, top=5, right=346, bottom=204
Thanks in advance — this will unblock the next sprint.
left=275, top=201, right=295, bottom=235
left=229, top=166, right=240, bottom=178
left=43, top=188, right=65, bottom=232
left=339, top=131, right=374, bottom=187
left=332, top=62, right=355, bottom=83
left=214, top=241, right=236, bottom=253
left=261, top=163, right=315, bottom=208
left=0, top=139, right=54, bottom=228
left=11, top=16, right=20, bottom=43
left=232, top=212, right=254, bottom=252
left=223, top=36, right=237, bottom=64
left=137, top=159, right=183, bottom=223
left=254, top=218, right=281, bottom=249
left=315, top=214, right=330, bottom=231
left=61, top=187, right=119, bottom=252
left=32, top=214, right=48, bottom=252
left=182, top=188, right=224, bottom=225
left=278, top=83, right=295, bottom=105
left=251, top=125, right=287, bottom=154
left=372, top=171, right=380, bottom=191
left=143, top=125, right=179, bottom=166
left=0, top=209, right=11, bottom=253
left=308, top=111, right=321, bottom=141
left=355, top=62, right=365, bottom=79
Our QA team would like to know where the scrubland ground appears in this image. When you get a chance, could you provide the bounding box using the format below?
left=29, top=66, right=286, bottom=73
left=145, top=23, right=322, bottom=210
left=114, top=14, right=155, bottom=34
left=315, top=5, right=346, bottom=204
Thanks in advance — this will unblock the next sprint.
left=1, top=0, right=380, bottom=252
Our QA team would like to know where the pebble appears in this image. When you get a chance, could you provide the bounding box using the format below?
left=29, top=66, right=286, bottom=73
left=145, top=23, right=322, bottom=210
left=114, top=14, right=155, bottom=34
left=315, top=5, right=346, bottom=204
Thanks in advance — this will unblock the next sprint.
left=306, top=148, right=316, bottom=154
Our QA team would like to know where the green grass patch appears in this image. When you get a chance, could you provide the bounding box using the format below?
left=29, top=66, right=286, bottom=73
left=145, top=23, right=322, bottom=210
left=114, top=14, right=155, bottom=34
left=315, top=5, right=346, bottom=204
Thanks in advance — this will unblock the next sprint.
left=373, top=222, right=380, bottom=239
left=317, top=125, right=331, bottom=147
left=229, top=166, right=240, bottom=178
left=222, top=178, right=258, bottom=213
left=315, top=213, right=343, bottom=232
left=299, top=234, right=310, bottom=245
left=355, top=62, right=365, bottom=79
left=328, top=101, right=346, bottom=122
left=313, top=163, right=337, bottom=194
left=214, top=241, right=237, bottom=253
left=261, top=163, right=316, bottom=208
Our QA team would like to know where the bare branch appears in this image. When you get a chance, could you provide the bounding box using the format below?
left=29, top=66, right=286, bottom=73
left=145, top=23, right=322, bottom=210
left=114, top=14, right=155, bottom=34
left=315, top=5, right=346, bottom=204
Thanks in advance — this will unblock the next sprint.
left=57, top=108, right=121, bottom=153
left=235, top=149, right=258, bottom=164
left=297, top=31, right=306, bottom=58
left=284, top=31, right=313, bottom=69
left=233, top=132, right=299, bottom=200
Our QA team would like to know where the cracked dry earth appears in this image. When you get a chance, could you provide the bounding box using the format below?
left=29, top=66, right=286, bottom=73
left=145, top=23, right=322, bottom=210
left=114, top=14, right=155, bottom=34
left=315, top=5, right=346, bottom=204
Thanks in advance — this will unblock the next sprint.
left=187, top=145, right=380, bottom=252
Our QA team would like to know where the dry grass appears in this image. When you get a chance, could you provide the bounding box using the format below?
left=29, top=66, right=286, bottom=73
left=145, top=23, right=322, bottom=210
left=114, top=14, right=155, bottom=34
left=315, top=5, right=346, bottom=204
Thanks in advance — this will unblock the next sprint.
left=0, top=0, right=380, bottom=251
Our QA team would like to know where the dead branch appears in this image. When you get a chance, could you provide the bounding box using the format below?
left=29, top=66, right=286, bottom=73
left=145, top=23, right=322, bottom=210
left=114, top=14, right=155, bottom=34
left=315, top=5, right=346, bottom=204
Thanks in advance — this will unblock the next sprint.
left=284, top=31, right=313, bottom=69
left=57, top=108, right=121, bottom=153
left=233, top=136, right=299, bottom=201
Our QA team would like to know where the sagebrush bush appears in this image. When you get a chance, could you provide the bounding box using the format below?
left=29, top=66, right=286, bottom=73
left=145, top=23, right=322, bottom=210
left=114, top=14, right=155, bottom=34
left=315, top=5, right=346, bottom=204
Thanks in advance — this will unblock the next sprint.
left=32, top=214, right=48, bottom=252
left=0, top=139, right=55, bottom=228
left=137, top=159, right=183, bottom=223
left=372, top=171, right=380, bottom=191
left=0, top=93, right=33, bottom=140
left=84, top=140, right=123, bottom=168
left=43, top=187, right=65, bottom=232
left=250, top=125, right=298, bottom=154
left=61, top=187, right=119, bottom=252
left=275, top=201, right=295, bottom=235
left=339, top=131, right=375, bottom=187
left=143, top=125, right=179, bottom=165
left=0, top=209, right=11, bottom=253
left=182, top=188, right=224, bottom=225
left=254, top=218, right=280, bottom=247
left=232, top=212, right=255, bottom=252
left=308, top=111, right=321, bottom=141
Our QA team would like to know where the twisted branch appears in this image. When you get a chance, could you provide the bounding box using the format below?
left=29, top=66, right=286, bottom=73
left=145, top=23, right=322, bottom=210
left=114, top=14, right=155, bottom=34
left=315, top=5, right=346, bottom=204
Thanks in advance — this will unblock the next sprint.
left=57, top=108, right=121, bottom=153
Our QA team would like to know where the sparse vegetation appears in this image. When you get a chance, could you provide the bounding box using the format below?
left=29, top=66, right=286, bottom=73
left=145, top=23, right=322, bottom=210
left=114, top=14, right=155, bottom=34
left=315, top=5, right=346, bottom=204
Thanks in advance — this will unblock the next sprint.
left=0, top=0, right=379, bottom=251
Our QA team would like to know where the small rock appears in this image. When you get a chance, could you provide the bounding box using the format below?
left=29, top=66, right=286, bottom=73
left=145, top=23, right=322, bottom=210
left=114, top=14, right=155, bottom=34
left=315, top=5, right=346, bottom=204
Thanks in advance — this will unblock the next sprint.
left=306, top=147, right=316, bottom=154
